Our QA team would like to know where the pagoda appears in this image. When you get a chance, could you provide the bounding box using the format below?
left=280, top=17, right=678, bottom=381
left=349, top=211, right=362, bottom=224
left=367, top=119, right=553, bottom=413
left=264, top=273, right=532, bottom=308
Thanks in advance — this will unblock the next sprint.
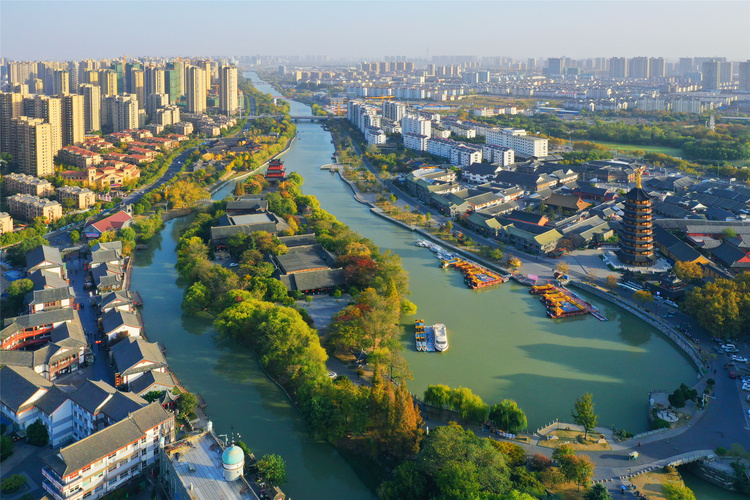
left=617, top=168, right=657, bottom=267
left=265, top=158, right=286, bottom=182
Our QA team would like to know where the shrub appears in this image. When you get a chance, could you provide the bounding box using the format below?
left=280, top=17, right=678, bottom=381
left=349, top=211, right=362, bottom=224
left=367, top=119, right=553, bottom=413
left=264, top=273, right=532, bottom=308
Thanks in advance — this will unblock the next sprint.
left=529, top=453, right=553, bottom=471
left=0, top=436, right=13, bottom=462
left=0, top=474, right=26, bottom=493
left=716, top=446, right=727, bottom=456
left=26, top=420, right=49, bottom=447
left=652, top=417, right=671, bottom=430
left=706, top=378, right=715, bottom=386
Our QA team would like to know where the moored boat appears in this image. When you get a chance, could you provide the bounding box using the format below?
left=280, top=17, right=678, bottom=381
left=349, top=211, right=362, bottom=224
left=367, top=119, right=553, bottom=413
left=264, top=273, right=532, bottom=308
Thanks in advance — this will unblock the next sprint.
left=433, top=323, right=448, bottom=352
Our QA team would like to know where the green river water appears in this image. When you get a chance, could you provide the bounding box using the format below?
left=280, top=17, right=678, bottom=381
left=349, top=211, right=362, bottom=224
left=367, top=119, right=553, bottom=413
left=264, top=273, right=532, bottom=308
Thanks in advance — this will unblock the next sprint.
left=127, top=72, right=734, bottom=499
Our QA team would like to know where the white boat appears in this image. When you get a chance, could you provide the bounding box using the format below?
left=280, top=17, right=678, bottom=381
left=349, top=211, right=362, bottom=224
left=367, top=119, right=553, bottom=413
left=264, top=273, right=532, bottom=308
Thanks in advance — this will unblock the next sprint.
left=433, top=323, right=449, bottom=352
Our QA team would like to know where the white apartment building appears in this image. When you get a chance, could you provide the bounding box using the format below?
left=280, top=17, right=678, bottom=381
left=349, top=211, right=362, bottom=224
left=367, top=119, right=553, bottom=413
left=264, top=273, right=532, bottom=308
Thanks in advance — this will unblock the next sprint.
left=4, top=172, right=55, bottom=197
left=401, top=114, right=431, bottom=137
left=426, top=137, right=456, bottom=158
left=382, top=101, right=406, bottom=122
left=482, top=144, right=515, bottom=166
left=364, top=127, right=386, bottom=146
left=7, top=193, right=62, bottom=222
left=450, top=145, right=482, bottom=168
left=486, top=128, right=548, bottom=158
left=42, top=403, right=174, bottom=500
left=403, top=133, right=428, bottom=151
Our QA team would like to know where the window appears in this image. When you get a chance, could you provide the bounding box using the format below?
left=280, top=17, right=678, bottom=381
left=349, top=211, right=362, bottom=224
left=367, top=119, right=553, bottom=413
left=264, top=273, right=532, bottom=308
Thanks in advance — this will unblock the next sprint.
left=82, top=465, right=91, bottom=472
left=141, top=450, right=146, bottom=456
left=108, top=453, right=116, bottom=460
left=108, top=465, right=117, bottom=473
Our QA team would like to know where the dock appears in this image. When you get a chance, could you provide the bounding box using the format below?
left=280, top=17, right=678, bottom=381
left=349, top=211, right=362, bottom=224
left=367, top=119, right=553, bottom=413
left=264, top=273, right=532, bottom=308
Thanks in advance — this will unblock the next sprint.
left=440, top=257, right=508, bottom=289
left=530, top=284, right=607, bottom=321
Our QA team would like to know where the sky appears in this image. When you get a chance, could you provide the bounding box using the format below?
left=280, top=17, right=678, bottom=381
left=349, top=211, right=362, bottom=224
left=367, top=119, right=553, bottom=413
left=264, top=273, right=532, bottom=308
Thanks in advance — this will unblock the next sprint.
left=1, top=0, right=749, bottom=62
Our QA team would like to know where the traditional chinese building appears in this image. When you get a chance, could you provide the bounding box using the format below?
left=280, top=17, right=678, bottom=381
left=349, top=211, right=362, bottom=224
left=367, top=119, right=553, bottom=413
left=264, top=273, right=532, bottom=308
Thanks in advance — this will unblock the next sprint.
left=617, top=170, right=657, bottom=267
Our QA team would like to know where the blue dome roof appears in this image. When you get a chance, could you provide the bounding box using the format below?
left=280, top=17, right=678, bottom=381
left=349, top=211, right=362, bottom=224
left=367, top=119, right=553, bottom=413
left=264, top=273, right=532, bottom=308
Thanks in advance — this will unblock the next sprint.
left=222, top=445, right=244, bottom=466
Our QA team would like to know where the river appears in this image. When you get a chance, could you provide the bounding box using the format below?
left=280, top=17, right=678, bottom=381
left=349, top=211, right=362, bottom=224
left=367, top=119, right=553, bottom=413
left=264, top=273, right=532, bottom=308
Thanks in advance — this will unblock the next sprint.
left=129, top=72, right=722, bottom=499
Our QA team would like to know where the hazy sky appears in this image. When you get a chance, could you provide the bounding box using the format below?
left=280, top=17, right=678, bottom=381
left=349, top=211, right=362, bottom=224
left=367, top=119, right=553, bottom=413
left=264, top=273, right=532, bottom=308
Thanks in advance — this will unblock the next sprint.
left=2, top=1, right=748, bottom=62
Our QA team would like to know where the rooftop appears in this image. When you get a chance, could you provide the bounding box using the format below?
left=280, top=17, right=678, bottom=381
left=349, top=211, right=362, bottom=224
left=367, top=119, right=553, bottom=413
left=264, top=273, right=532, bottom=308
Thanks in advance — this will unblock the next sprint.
left=164, top=432, right=259, bottom=500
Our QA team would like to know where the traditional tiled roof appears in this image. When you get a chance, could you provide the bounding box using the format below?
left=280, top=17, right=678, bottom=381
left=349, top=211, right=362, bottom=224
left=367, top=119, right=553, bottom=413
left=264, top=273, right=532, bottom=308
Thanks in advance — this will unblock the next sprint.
left=101, top=309, right=140, bottom=334
left=26, top=245, right=63, bottom=270
left=26, top=286, right=75, bottom=306
left=111, top=338, right=167, bottom=377
left=0, top=365, right=52, bottom=412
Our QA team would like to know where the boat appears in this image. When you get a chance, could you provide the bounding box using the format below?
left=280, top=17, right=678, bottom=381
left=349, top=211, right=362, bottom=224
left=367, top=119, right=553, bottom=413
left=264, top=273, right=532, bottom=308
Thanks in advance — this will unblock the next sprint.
left=433, top=323, right=448, bottom=352
left=511, top=273, right=537, bottom=286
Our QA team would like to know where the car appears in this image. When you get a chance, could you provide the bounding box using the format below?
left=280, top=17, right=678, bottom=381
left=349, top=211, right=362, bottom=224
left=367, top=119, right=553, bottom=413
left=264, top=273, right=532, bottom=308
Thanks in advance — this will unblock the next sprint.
left=229, top=262, right=239, bottom=267
left=327, top=371, right=337, bottom=378
left=723, top=344, right=737, bottom=350
left=730, top=371, right=737, bottom=379
left=732, top=356, right=748, bottom=363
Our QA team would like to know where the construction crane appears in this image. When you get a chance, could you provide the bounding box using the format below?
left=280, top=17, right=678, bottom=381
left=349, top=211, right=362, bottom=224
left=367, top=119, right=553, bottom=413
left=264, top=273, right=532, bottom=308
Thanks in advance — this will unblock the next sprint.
left=364, top=95, right=394, bottom=101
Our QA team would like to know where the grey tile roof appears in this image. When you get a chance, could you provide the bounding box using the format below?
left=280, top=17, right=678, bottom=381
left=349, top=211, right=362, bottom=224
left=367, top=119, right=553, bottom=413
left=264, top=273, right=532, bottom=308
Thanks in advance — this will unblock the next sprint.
left=1, top=309, right=76, bottom=341
left=279, top=269, right=346, bottom=292
left=49, top=318, right=87, bottom=348
left=0, top=365, right=52, bottom=412
left=0, top=349, right=35, bottom=368
left=111, top=338, right=167, bottom=376
left=36, top=385, right=70, bottom=415
left=27, top=286, right=75, bottom=306
left=128, top=371, right=177, bottom=396
left=90, top=241, right=123, bottom=253
left=26, top=245, right=63, bottom=270
left=100, top=391, right=147, bottom=422
left=70, top=379, right=117, bottom=414
left=101, top=309, right=141, bottom=334
left=91, top=249, right=122, bottom=264
left=98, top=291, right=134, bottom=311
left=45, top=402, right=172, bottom=477
left=29, top=269, right=67, bottom=291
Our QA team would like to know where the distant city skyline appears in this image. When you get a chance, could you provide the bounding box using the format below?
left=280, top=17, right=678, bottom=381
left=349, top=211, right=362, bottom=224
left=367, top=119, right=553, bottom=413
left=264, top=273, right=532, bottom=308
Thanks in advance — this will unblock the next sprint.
left=1, top=1, right=748, bottom=62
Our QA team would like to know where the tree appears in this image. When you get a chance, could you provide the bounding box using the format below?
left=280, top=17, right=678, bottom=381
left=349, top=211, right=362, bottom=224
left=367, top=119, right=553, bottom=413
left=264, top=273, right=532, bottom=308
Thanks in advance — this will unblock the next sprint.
left=0, top=474, right=26, bottom=493
left=257, top=454, right=287, bottom=486
left=69, top=230, right=81, bottom=243
left=444, top=221, right=453, bottom=232
left=633, top=290, right=654, bottom=308
left=424, top=384, right=451, bottom=409
left=176, top=392, right=199, bottom=416
left=26, top=420, right=49, bottom=447
left=0, top=436, right=13, bottom=462
left=673, top=261, right=703, bottom=282
left=585, top=483, right=613, bottom=500
left=488, top=399, right=528, bottom=433
left=722, top=228, right=738, bottom=240
left=556, top=262, right=570, bottom=274
left=182, top=282, right=210, bottom=315
left=662, top=480, right=696, bottom=500
left=552, top=443, right=576, bottom=464
left=562, top=454, right=595, bottom=491
left=605, top=275, right=619, bottom=291
left=507, top=256, right=522, bottom=269
left=571, top=393, right=598, bottom=440
left=143, top=390, right=163, bottom=403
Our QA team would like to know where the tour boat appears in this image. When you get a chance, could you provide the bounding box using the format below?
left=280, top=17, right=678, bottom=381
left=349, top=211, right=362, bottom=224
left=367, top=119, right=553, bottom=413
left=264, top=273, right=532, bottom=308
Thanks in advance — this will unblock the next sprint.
left=433, top=323, right=449, bottom=352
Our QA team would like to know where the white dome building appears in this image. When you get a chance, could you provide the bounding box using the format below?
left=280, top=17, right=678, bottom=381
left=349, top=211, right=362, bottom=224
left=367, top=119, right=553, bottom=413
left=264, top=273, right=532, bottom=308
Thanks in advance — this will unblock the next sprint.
left=221, top=445, right=244, bottom=481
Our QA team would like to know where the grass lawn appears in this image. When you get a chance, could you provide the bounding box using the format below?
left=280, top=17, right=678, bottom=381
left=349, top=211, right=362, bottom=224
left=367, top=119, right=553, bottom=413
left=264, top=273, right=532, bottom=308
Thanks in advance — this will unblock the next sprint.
left=538, top=429, right=611, bottom=451
left=630, top=469, right=683, bottom=500
left=549, top=479, right=589, bottom=500
left=589, top=141, right=683, bottom=157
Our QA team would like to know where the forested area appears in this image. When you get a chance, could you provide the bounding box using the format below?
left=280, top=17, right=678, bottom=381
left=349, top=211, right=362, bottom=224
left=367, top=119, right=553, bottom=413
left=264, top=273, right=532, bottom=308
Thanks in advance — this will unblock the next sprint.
left=684, top=272, right=750, bottom=338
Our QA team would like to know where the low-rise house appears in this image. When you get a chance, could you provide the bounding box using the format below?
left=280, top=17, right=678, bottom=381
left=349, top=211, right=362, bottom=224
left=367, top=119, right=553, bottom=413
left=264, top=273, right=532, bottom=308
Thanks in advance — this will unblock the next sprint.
left=128, top=371, right=178, bottom=399
left=560, top=216, right=614, bottom=245
left=710, top=241, right=750, bottom=274
left=504, top=210, right=549, bottom=226
left=272, top=237, right=346, bottom=295
left=111, top=338, right=168, bottom=389
left=225, top=196, right=269, bottom=216
left=653, top=226, right=710, bottom=265
left=97, top=291, right=136, bottom=314
left=494, top=221, right=563, bottom=254
left=26, top=286, right=76, bottom=314
left=27, top=245, right=66, bottom=278
left=462, top=163, right=503, bottom=184
left=92, top=263, right=124, bottom=292
left=68, top=379, right=147, bottom=439
left=0, top=308, right=78, bottom=350
left=84, top=211, right=133, bottom=240
left=572, top=185, right=617, bottom=202
left=495, top=170, right=557, bottom=192
left=101, top=309, right=142, bottom=342
left=210, top=213, right=290, bottom=248
left=543, top=193, right=592, bottom=213
left=41, top=402, right=174, bottom=500
left=29, top=269, right=68, bottom=291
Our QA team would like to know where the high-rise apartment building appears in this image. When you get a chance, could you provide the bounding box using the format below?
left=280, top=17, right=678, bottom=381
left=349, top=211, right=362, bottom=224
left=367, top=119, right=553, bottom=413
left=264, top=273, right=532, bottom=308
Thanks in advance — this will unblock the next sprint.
left=199, top=60, right=212, bottom=90
left=146, top=93, right=169, bottom=119
left=53, top=70, right=70, bottom=95
left=145, top=66, right=165, bottom=96
left=186, top=66, right=207, bottom=114
left=104, top=94, right=139, bottom=132
left=219, top=65, right=239, bottom=116
left=165, top=63, right=181, bottom=104
left=131, top=69, right=145, bottom=109
left=382, top=101, right=406, bottom=122
left=61, top=94, right=85, bottom=146
left=702, top=60, right=721, bottom=90
left=12, top=117, right=54, bottom=177
left=739, top=61, right=750, bottom=91
left=678, top=57, right=694, bottom=76
left=628, top=57, right=649, bottom=79
left=649, top=57, right=666, bottom=78
left=547, top=57, right=565, bottom=76
left=78, top=84, right=101, bottom=133
left=720, top=62, right=734, bottom=85
left=67, top=61, right=79, bottom=89
left=32, top=95, right=63, bottom=155
left=83, top=69, right=99, bottom=86
left=0, top=91, right=24, bottom=155
left=609, top=57, right=628, bottom=78
left=99, top=69, right=118, bottom=96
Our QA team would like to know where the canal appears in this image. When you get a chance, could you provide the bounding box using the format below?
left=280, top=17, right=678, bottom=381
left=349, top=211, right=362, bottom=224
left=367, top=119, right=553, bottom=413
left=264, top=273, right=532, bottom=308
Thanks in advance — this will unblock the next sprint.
left=128, top=72, right=717, bottom=499
left=245, top=72, right=696, bottom=433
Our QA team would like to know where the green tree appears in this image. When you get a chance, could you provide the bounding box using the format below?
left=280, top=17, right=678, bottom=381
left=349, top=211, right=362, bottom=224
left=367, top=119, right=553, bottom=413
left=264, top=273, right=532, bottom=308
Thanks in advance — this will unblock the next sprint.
left=673, top=261, right=703, bottom=282
left=489, top=399, right=528, bottom=433
left=69, top=230, right=81, bottom=243
left=2, top=278, right=34, bottom=318
left=0, top=435, right=13, bottom=462
left=571, top=393, right=598, bottom=440
left=663, top=480, right=697, bottom=500
left=143, top=390, right=163, bottom=403
left=584, top=482, right=612, bottom=500
left=182, top=282, right=210, bottom=315
left=424, top=384, right=452, bottom=409
left=562, top=454, right=595, bottom=491
left=0, top=474, right=26, bottom=493
left=444, top=221, right=453, bottom=232
left=552, top=443, right=577, bottom=464
left=176, top=392, right=199, bottom=417
left=26, top=420, right=49, bottom=446
left=257, top=454, right=287, bottom=486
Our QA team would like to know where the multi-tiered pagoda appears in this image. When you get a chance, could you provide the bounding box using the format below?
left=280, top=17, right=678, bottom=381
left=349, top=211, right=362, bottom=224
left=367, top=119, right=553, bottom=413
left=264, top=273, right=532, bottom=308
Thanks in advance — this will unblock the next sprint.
left=617, top=170, right=657, bottom=267
left=265, top=158, right=287, bottom=182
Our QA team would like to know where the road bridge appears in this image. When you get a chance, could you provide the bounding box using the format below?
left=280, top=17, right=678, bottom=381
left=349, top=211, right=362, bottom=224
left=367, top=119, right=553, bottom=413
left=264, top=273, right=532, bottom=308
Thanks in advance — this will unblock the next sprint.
left=242, top=114, right=332, bottom=121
